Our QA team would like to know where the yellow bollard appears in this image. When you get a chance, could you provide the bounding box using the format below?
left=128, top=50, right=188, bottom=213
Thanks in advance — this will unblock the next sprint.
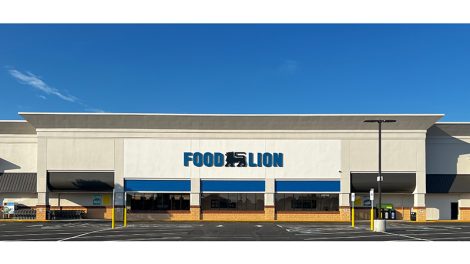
left=352, top=206, right=355, bottom=228
left=123, top=207, right=127, bottom=227
left=370, top=207, right=374, bottom=231
left=111, top=207, right=115, bottom=229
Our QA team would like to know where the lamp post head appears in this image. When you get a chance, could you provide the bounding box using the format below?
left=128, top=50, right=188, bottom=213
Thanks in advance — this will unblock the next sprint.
left=363, top=119, right=397, bottom=123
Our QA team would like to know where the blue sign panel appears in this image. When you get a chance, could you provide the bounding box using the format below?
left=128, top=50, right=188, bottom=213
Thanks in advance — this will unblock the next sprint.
left=124, top=180, right=191, bottom=192
left=201, top=180, right=265, bottom=192
left=275, top=180, right=340, bottom=192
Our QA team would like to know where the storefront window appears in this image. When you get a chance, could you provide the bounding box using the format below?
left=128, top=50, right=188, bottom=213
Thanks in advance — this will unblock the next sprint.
left=201, top=193, right=264, bottom=211
left=275, top=193, right=339, bottom=211
left=127, top=193, right=190, bottom=211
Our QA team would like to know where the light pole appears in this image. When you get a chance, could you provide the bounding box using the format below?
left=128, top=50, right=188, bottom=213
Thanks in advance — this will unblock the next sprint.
left=363, top=119, right=396, bottom=223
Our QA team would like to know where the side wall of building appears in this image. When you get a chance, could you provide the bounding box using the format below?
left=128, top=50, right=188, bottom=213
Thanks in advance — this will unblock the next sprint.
left=426, top=127, right=470, bottom=220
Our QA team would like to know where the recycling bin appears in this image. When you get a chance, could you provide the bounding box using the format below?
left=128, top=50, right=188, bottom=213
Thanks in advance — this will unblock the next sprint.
left=390, top=209, right=396, bottom=220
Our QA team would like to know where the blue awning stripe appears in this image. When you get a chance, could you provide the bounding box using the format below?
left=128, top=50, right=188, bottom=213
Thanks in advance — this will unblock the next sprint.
left=201, top=180, right=265, bottom=192
left=124, top=180, right=191, bottom=192
left=275, top=180, right=340, bottom=192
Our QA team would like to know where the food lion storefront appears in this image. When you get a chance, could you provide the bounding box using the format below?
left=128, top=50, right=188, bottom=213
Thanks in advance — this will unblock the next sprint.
left=2, top=112, right=470, bottom=222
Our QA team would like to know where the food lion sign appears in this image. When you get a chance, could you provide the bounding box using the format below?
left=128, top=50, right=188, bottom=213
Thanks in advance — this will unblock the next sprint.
left=184, top=152, right=284, bottom=168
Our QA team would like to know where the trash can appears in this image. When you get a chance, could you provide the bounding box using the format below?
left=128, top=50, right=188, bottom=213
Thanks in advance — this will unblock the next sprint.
left=390, top=209, right=396, bottom=220
left=410, top=212, right=416, bottom=221
left=384, top=210, right=389, bottom=220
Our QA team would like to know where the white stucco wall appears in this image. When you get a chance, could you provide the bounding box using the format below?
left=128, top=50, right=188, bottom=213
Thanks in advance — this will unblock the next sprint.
left=46, top=138, right=115, bottom=170
left=123, top=139, right=341, bottom=180
left=427, top=137, right=470, bottom=174
left=0, top=136, right=37, bottom=173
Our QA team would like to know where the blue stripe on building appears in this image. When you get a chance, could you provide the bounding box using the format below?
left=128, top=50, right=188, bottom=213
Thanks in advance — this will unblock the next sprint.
left=124, top=180, right=191, bottom=192
left=201, top=180, right=265, bottom=192
left=275, top=180, right=340, bottom=192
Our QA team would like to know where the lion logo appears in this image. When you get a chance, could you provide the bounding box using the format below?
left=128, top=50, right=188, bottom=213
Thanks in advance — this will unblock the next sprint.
left=225, top=152, right=247, bottom=167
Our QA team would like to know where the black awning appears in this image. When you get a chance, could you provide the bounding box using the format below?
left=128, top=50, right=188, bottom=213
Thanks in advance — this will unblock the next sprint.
left=47, top=171, right=114, bottom=192
left=351, top=172, right=416, bottom=193
left=427, top=174, right=470, bottom=193
left=0, top=173, right=37, bottom=193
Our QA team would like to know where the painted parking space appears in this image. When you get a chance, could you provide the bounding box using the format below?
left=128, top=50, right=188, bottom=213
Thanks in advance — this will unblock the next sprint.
left=2, top=221, right=470, bottom=241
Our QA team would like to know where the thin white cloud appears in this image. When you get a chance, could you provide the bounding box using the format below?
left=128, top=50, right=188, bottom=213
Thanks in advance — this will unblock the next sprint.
left=278, top=59, right=299, bottom=74
left=8, top=68, right=104, bottom=113
left=8, top=69, right=77, bottom=102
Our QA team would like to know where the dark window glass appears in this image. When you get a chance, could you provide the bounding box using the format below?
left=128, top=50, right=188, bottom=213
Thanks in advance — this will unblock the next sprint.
left=275, top=193, right=339, bottom=211
left=201, top=193, right=264, bottom=211
left=128, top=193, right=190, bottom=212
left=246, top=193, right=256, bottom=210
left=255, top=193, right=264, bottom=210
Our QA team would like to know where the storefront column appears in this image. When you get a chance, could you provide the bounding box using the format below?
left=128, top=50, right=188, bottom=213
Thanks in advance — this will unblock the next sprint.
left=36, top=137, right=49, bottom=220
left=114, top=139, right=125, bottom=221
left=413, top=193, right=426, bottom=222
left=339, top=140, right=351, bottom=221
left=190, top=178, right=201, bottom=220
left=414, top=138, right=427, bottom=222
left=264, top=178, right=275, bottom=220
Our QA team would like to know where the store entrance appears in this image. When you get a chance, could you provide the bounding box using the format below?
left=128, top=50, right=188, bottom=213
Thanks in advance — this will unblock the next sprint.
left=451, top=202, right=459, bottom=220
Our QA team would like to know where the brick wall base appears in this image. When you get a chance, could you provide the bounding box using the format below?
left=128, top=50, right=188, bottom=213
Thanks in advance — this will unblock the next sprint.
left=265, top=206, right=275, bottom=220
left=339, top=206, right=350, bottom=221
left=414, top=207, right=426, bottom=222
left=276, top=211, right=343, bottom=221
left=35, top=205, right=49, bottom=220
left=395, top=207, right=411, bottom=221
left=460, top=207, right=470, bottom=220
left=201, top=211, right=266, bottom=221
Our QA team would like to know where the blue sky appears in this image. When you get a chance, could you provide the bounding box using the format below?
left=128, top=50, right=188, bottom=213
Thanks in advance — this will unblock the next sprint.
left=1, top=24, right=470, bottom=121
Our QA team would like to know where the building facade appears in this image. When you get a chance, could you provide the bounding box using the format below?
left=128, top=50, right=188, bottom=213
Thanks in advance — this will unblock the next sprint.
left=1, top=112, right=470, bottom=222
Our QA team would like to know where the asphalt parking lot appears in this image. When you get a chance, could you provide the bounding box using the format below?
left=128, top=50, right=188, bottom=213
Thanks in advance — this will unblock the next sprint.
left=1, top=221, right=470, bottom=241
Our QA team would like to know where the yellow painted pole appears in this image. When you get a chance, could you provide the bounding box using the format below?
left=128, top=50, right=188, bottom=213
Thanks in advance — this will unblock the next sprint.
left=370, top=202, right=374, bottom=231
left=111, top=207, right=115, bottom=229
left=111, top=190, right=115, bottom=229
left=352, top=206, right=355, bottom=228
left=123, top=192, right=127, bottom=227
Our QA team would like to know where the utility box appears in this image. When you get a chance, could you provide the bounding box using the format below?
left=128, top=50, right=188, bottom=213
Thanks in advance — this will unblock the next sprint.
left=410, top=212, right=417, bottom=221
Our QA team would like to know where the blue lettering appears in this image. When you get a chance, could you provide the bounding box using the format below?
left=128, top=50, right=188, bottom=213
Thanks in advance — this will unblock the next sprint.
left=183, top=152, right=193, bottom=167
left=273, top=153, right=283, bottom=167
left=203, top=152, right=214, bottom=167
left=193, top=152, right=203, bottom=167
left=263, top=153, right=273, bottom=167
left=214, top=152, right=224, bottom=167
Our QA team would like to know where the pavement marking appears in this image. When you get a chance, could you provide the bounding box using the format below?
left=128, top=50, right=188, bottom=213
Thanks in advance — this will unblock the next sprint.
left=304, top=233, right=398, bottom=240
left=256, top=225, right=263, bottom=228
left=381, top=231, right=431, bottom=241
left=216, top=225, right=224, bottom=228
left=27, top=224, right=44, bottom=228
left=58, top=227, right=120, bottom=241
left=430, top=236, right=470, bottom=241
left=0, top=232, right=75, bottom=237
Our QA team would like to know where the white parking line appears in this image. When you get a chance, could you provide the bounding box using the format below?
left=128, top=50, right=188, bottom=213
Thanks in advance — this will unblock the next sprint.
left=381, top=231, right=431, bottom=241
left=58, top=227, right=120, bottom=241
left=304, top=234, right=398, bottom=240
left=431, top=236, right=470, bottom=241
left=27, top=224, right=43, bottom=228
